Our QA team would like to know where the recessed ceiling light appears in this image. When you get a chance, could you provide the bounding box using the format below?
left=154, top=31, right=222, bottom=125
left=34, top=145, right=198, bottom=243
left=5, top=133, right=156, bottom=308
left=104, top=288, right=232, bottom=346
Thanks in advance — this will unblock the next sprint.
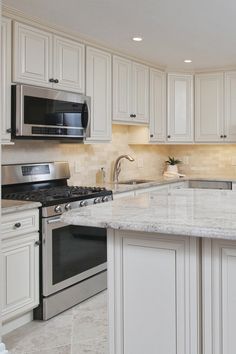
left=184, top=59, right=192, bottom=63
left=132, top=37, right=143, bottom=42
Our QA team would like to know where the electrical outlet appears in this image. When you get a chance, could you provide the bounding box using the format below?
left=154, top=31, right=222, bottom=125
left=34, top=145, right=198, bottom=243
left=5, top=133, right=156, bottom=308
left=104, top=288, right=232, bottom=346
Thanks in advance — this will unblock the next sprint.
left=231, top=157, right=236, bottom=166
left=74, top=161, right=80, bottom=173
left=137, top=158, right=143, bottom=168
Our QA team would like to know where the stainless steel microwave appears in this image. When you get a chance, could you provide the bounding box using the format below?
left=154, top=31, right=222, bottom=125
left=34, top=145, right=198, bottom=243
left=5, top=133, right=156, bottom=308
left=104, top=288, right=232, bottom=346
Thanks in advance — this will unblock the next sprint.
left=12, top=84, right=91, bottom=141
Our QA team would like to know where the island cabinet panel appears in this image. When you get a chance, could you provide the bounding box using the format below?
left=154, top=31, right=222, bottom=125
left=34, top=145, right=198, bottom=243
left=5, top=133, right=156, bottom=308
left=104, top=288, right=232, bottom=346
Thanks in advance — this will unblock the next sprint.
left=202, top=239, right=236, bottom=354
left=107, top=231, right=200, bottom=354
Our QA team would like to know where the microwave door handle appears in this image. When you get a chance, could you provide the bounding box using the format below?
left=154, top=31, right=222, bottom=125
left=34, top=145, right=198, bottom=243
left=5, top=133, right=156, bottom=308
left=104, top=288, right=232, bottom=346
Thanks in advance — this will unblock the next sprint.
left=81, top=102, right=91, bottom=138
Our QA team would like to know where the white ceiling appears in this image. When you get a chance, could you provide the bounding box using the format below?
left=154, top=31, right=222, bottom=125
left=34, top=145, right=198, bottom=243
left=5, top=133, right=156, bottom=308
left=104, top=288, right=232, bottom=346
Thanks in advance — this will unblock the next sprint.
left=3, top=0, right=236, bottom=70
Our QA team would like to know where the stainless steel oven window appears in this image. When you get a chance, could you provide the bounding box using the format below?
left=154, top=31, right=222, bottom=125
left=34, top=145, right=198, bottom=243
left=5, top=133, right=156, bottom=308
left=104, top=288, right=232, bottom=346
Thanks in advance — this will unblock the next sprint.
left=42, top=217, right=107, bottom=296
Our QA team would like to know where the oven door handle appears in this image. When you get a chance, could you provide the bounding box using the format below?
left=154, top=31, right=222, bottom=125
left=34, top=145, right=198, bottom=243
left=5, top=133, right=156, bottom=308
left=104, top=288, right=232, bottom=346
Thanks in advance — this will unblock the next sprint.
left=47, top=217, right=62, bottom=224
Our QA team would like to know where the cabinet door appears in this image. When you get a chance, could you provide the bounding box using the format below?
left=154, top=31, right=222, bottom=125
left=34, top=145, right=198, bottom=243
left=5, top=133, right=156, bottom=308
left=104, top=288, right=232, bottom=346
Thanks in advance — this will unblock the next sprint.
left=113, top=56, right=132, bottom=122
left=149, top=69, right=166, bottom=142
left=13, top=22, right=52, bottom=87
left=132, top=62, right=149, bottom=123
left=53, top=36, right=85, bottom=93
left=195, top=73, right=224, bottom=142
left=86, top=47, right=111, bottom=141
left=108, top=231, right=200, bottom=354
left=167, top=74, right=193, bottom=142
left=1, top=233, right=39, bottom=322
left=225, top=71, right=236, bottom=142
left=1, top=17, right=12, bottom=144
left=202, top=239, right=236, bottom=354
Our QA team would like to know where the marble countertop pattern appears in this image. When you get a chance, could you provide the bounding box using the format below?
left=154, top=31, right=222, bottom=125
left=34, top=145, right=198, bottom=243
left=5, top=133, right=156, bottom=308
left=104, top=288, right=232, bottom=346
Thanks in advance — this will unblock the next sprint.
left=61, top=188, right=236, bottom=240
left=1, top=200, right=42, bottom=215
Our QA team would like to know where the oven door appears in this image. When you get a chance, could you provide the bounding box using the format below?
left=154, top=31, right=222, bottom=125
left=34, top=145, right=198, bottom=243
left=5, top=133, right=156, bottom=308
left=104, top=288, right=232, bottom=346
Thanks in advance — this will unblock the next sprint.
left=42, top=216, right=107, bottom=296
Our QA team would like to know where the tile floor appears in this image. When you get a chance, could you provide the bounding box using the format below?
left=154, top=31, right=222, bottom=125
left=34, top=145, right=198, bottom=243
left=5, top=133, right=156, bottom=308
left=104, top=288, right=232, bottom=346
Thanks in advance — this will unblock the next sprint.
left=3, top=291, right=108, bottom=354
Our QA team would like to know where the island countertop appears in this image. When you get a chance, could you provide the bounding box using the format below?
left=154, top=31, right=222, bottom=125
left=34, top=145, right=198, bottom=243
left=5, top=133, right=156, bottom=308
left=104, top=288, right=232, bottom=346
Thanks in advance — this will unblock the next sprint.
left=61, top=188, right=236, bottom=240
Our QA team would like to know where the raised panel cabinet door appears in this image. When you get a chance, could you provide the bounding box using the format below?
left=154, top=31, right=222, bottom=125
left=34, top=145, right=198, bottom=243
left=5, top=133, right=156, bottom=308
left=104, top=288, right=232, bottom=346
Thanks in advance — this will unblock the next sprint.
left=13, top=22, right=52, bottom=87
left=1, top=17, right=12, bottom=144
left=53, top=36, right=85, bottom=93
left=132, top=62, right=149, bottom=123
left=149, top=69, right=166, bottom=142
left=108, top=231, right=200, bottom=354
left=202, top=239, right=236, bottom=354
left=113, top=55, right=132, bottom=122
left=167, top=73, right=194, bottom=142
left=195, top=73, right=224, bottom=142
left=86, top=47, right=111, bottom=141
left=224, top=71, right=236, bottom=142
left=1, top=233, right=39, bottom=322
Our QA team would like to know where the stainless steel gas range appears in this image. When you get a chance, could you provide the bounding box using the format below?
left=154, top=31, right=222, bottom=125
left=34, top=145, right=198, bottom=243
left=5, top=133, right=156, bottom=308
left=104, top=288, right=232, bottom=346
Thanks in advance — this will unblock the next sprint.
left=2, top=162, right=113, bottom=320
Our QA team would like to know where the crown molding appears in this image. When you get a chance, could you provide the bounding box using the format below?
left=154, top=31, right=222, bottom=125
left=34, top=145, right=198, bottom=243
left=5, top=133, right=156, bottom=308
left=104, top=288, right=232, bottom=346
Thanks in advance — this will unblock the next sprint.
left=2, top=4, right=166, bottom=71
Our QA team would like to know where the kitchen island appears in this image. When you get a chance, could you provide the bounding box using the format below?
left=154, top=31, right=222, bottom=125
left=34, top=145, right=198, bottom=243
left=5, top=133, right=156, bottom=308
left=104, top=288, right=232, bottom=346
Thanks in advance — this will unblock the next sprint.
left=62, top=188, right=236, bottom=354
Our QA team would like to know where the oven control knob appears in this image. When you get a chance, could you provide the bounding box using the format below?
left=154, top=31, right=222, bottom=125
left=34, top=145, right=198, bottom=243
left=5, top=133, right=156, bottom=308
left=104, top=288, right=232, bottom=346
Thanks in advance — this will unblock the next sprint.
left=94, top=197, right=102, bottom=204
left=102, top=196, right=109, bottom=202
left=54, top=205, right=62, bottom=214
left=80, top=200, right=88, bottom=207
left=65, top=203, right=72, bottom=211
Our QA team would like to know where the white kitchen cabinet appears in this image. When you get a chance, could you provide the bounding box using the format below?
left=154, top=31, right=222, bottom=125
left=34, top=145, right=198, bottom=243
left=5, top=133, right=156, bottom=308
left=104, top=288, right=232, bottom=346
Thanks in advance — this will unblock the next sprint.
left=113, top=55, right=149, bottom=124
left=1, top=209, right=40, bottom=323
left=1, top=17, right=12, bottom=144
left=224, top=71, right=236, bottom=142
left=13, top=22, right=85, bottom=93
left=149, top=69, right=166, bottom=142
left=202, top=238, right=236, bottom=354
left=108, top=230, right=200, bottom=354
left=86, top=47, right=111, bottom=142
left=167, top=73, right=194, bottom=143
left=195, top=73, right=224, bottom=142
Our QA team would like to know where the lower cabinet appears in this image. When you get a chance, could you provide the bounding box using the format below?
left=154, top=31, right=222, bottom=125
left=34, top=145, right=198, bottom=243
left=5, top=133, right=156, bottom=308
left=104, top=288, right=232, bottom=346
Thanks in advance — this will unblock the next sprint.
left=1, top=209, right=40, bottom=323
left=108, top=231, right=200, bottom=354
left=202, top=238, right=236, bottom=354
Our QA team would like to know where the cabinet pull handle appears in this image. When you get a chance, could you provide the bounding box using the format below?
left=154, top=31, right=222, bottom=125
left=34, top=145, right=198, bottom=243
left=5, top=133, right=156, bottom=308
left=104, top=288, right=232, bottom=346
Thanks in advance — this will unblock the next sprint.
left=54, top=79, right=59, bottom=84
left=49, top=78, right=55, bottom=83
left=35, top=240, right=41, bottom=246
left=14, top=222, right=21, bottom=228
left=6, top=128, right=12, bottom=133
left=167, top=135, right=171, bottom=138
left=130, top=114, right=134, bottom=118
left=133, top=114, right=136, bottom=118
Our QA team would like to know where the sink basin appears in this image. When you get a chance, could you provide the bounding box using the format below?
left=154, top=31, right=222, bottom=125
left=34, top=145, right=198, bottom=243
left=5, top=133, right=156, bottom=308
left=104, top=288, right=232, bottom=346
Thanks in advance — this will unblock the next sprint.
left=118, top=179, right=154, bottom=185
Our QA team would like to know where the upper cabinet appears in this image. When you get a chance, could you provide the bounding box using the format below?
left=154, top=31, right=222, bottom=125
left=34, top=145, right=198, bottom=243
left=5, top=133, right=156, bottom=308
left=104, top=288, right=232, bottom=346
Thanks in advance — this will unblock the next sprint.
left=167, top=73, right=194, bottom=142
left=113, top=55, right=149, bottom=124
left=149, top=69, right=166, bottom=143
left=224, top=71, right=236, bottom=142
left=1, top=17, right=12, bottom=144
left=86, top=46, right=112, bottom=142
left=195, top=73, right=224, bottom=142
left=13, top=22, right=85, bottom=93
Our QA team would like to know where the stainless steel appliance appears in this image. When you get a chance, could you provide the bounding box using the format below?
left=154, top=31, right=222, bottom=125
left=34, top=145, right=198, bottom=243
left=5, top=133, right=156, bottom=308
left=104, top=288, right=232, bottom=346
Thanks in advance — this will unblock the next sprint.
left=2, top=162, right=112, bottom=320
left=11, top=84, right=91, bottom=141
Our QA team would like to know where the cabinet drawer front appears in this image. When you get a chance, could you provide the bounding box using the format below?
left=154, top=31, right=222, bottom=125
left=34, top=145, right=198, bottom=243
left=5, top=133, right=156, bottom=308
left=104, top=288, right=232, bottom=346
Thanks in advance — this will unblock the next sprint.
left=2, top=209, right=39, bottom=240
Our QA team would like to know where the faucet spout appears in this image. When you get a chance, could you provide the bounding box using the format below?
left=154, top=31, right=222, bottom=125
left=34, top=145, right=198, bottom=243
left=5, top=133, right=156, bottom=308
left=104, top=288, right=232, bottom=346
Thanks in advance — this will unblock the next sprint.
left=112, top=155, right=135, bottom=183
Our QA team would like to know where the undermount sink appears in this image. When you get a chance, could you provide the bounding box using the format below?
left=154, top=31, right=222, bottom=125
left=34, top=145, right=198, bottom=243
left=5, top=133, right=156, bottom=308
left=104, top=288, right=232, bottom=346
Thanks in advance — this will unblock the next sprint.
left=118, top=179, right=154, bottom=185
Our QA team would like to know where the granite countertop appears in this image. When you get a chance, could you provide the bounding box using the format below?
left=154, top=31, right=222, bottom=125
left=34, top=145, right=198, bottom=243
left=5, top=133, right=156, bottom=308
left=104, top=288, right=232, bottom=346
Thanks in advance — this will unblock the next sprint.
left=61, top=188, right=236, bottom=240
left=102, top=175, right=236, bottom=194
left=1, top=200, right=42, bottom=215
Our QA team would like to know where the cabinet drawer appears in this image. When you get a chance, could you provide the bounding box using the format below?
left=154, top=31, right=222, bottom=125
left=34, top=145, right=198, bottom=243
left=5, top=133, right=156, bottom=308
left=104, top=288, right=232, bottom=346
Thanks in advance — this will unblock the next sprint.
left=2, top=209, right=39, bottom=240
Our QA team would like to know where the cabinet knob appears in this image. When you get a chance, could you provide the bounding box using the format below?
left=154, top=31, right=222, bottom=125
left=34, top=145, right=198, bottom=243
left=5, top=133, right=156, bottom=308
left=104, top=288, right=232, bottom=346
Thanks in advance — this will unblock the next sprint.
left=6, top=128, right=12, bottom=133
left=35, top=240, right=41, bottom=246
left=167, top=135, right=171, bottom=139
left=54, top=79, right=59, bottom=84
left=220, top=135, right=224, bottom=138
left=49, top=78, right=54, bottom=83
left=14, top=222, right=21, bottom=229
left=150, top=134, right=154, bottom=138
left=224, top=135, right=227, bottom=138
left=130, top=114, right=134, bottom=118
